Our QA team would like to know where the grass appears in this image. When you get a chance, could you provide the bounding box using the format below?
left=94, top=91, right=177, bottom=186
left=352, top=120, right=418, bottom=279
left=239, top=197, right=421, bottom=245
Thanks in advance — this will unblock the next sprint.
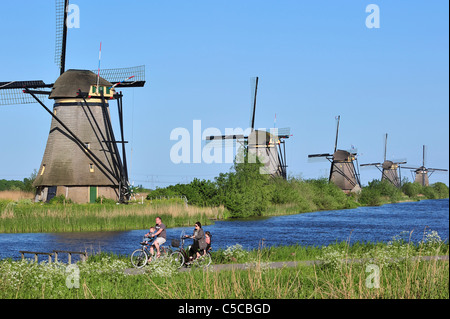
left=0, top=198, right=227, bottom=233
left=0, top=231, right=448, bottom=299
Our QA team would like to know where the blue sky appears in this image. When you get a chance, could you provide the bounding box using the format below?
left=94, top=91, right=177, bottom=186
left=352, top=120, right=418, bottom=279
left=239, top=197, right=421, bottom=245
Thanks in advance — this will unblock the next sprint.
left=0, top=0, right=448, bottom=189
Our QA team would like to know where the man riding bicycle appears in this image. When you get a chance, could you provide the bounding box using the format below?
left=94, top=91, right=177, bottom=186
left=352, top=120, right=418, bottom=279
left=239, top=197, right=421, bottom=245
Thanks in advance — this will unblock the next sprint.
left=146, top=217, right=166, bottom=258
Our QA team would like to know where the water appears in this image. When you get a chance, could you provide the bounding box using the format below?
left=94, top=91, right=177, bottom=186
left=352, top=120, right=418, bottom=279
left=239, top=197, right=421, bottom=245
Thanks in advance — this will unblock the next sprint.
left=0, top=199, right=448, bottom=261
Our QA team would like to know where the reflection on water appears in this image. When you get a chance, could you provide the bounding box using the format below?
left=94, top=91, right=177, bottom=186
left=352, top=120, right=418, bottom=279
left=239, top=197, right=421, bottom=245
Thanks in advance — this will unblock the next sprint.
left=0, top=199, right=448, bottom=261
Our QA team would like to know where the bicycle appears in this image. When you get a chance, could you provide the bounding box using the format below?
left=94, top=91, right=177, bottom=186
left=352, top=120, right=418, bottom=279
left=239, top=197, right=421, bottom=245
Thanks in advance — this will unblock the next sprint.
left=169, top=230, right=212, bottom=269
left=130, top=236, right=173, bottom=268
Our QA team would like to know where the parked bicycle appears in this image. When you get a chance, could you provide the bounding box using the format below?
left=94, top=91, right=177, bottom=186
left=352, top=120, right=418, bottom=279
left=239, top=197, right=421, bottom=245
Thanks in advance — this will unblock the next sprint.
left=169, top=230, right=212, bottom=269
left=130, top=236, right=173, bottom=268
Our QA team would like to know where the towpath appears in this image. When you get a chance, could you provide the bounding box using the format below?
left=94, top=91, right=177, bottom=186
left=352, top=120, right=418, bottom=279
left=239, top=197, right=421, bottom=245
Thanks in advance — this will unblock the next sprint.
left=123, top=255, right=448, bottom=275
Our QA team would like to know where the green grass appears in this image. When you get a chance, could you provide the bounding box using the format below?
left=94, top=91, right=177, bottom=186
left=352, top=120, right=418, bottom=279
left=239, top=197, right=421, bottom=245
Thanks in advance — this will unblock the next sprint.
left=1, top=233, right=448, bottom=299
left=0, top=199, right=226, bottom=233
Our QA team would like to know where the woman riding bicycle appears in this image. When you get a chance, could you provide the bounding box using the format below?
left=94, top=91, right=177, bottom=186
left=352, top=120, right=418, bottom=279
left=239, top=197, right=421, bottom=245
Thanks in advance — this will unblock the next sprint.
left=186, top=222, right=207, bottom=260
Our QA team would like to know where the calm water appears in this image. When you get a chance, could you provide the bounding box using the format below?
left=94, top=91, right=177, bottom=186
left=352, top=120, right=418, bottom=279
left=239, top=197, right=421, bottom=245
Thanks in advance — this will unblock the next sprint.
left=0, top=199, right=448, bottom=261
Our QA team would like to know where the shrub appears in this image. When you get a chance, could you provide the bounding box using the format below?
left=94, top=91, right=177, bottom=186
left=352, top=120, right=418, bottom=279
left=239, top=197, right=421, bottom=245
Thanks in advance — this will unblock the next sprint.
left=431, top=182, right=449, bottom=199
left=402, top=182, right=423, bottom=198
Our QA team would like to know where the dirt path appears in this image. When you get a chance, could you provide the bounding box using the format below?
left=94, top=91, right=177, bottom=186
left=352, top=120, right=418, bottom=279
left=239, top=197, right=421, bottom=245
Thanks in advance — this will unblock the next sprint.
left=123, top=255, right=448, bottom=275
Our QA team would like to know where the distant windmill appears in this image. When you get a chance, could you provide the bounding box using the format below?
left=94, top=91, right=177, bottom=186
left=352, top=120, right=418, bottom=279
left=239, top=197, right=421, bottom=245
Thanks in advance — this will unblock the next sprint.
left=206, top=77, right=290, bottom=178
left=360, top=133, right=406, bottom=188
left=0, top=0, right=145, bottom=203
left=308, top=116, right=361, bottom=193
left=401, top=145, right=448, bottom=186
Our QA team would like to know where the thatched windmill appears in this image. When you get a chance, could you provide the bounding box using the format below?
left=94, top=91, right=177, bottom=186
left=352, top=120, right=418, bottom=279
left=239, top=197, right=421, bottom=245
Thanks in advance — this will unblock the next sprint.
left=360, top=134, right=406, bottom=188
left=308, top=116, right=361, bottom=193
left=0, top=0, right=145, bottom=203
left=401, top=145, right=448, bottom=186
left=206, top=77, right=290, bottom=178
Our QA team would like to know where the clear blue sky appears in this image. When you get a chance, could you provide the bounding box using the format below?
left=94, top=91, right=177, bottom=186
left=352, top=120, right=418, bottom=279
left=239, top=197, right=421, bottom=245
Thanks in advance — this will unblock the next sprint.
left=0, top=0, right=448, bottom=189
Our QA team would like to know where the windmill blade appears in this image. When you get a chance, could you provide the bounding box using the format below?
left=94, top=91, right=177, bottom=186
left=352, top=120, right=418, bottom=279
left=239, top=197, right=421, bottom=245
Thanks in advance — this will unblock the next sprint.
left=92, top=66, right=146, bottom=88
left=308, top=153, right=332, bottom=158
left=334, top=115, right=340, bottom=153
left=267, top=127, right=291, bottom=139
left=360, top=162, right=381, bottom=167
left=0, top=81, right=53, bottom=90
left=205, top=134, right=245, bottom=141
left=401, top=166, right=420, bottom=170
left=0, top=81, right=53, bottom=106
left=249, top=76, right=258, bottom=131
left=427, top=168, right=448, bottom=172
left=55, top=0, right=69, bottom=75
left=422, top=145, right=426, bottom=167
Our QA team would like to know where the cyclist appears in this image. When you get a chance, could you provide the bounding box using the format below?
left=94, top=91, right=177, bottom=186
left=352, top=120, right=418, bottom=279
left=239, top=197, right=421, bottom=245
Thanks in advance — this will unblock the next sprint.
left=186, top=222, right=207, bottom=261
left=149, top=216, right=167, bottom=258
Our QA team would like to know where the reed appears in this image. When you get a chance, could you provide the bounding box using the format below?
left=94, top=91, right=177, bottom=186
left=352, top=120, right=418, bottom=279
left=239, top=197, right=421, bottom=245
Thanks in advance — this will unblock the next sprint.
left=0, top=199, right=227, bottom=233
left=0, top=190, right=34, bottom=201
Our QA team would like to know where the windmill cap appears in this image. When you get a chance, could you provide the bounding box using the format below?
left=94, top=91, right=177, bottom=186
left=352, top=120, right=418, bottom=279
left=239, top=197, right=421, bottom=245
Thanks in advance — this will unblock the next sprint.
left=49, top=69, right=112, bottom=99
left=333, top=149, right=352, bottom=161
left=382, top=160, right=394, bottom=169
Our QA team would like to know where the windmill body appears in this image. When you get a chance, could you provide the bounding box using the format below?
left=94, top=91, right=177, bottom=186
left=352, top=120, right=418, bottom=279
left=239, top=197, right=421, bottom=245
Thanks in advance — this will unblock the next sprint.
left=247, top=129, right=286, bottom=177
left=308, top=116, right=361, bottom=193
left=360, top=134, right=406, bottom=188
left=0, top=0, right=145, bottom=203
left=33, top=70, right=121, bottom=203
left=329, top=150, right=361, bottom=193
left=381, top=161, right=402, bottom=187
left=413, top=167, right=429, bottom=186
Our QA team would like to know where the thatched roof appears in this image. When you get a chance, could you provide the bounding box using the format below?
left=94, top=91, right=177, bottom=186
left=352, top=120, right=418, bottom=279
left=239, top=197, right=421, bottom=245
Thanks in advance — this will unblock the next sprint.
left=49, top=69, right=112, bottom=99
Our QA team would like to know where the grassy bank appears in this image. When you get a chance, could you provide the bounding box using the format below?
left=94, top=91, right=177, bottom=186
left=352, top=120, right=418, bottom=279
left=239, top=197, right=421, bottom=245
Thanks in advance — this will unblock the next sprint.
left=0, top=178, right=448, bottom=233
left=1, top=233, right=447, bottom=299
left=0, top=198, right=226, bottom=233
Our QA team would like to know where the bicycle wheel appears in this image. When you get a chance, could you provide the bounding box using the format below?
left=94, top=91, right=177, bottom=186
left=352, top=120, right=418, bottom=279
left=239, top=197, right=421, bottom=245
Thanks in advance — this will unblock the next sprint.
left=162, top=246, right=173, bottom=256
left=169, top=251, right=185, bottom=269
left=193, top=251, right=212, bottom=269
left=131, top=249, right=148, bottom=268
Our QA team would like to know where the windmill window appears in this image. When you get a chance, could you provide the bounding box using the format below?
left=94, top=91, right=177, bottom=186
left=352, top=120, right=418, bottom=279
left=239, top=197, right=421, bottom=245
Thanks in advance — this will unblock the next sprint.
left=40, top=165, right=46, bottom=175
left=89, top=164, right=94, bottom=173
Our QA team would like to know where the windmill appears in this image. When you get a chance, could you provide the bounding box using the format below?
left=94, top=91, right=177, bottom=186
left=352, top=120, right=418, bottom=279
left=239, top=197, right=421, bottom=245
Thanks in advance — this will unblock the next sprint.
left=0, top=0, right=145, bottom=203
left=360, top=133, right=406, bottom=188
left=206, top=77, right=290, bottom=178
left=401, top=145, right=448, bottom=186
left=308, top=116, right=361, bottom=193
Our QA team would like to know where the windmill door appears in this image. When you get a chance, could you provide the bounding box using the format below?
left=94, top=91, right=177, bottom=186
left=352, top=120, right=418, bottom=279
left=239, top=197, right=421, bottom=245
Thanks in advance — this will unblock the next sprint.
left=47, top=186, right=57, bottom=202
left=89, top=186, right=97, bottom=203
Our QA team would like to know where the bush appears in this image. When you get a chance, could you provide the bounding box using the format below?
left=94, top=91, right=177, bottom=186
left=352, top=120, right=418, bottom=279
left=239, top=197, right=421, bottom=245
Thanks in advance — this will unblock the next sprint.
left=95, top=196, right=117, bottom=205
left=431, top=182, right=449, bottom=199
left=402, top=182, right=423, bottom=198
left=215, top=161, right=272, bottom=218
left=358, top=179, right=403, bottom=205
left=48, top=195, right=72, bottom=205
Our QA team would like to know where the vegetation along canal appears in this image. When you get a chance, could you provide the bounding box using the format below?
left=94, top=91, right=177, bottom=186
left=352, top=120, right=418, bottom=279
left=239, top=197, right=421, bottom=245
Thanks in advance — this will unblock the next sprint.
left=0, top=199, right=447, bottom=261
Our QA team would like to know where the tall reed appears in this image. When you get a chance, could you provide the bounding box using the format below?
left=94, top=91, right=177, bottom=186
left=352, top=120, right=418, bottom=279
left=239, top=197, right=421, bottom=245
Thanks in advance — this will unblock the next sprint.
left=0, top=199, right=226, bottom=233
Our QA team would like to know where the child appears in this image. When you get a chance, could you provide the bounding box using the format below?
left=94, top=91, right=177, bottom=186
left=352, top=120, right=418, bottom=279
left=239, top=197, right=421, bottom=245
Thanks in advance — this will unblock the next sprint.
left=205, top=231, right=212, bottom=252
left=145, top=227, right=156, bottom=241
left=145, top=227, right=156, bottom=259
